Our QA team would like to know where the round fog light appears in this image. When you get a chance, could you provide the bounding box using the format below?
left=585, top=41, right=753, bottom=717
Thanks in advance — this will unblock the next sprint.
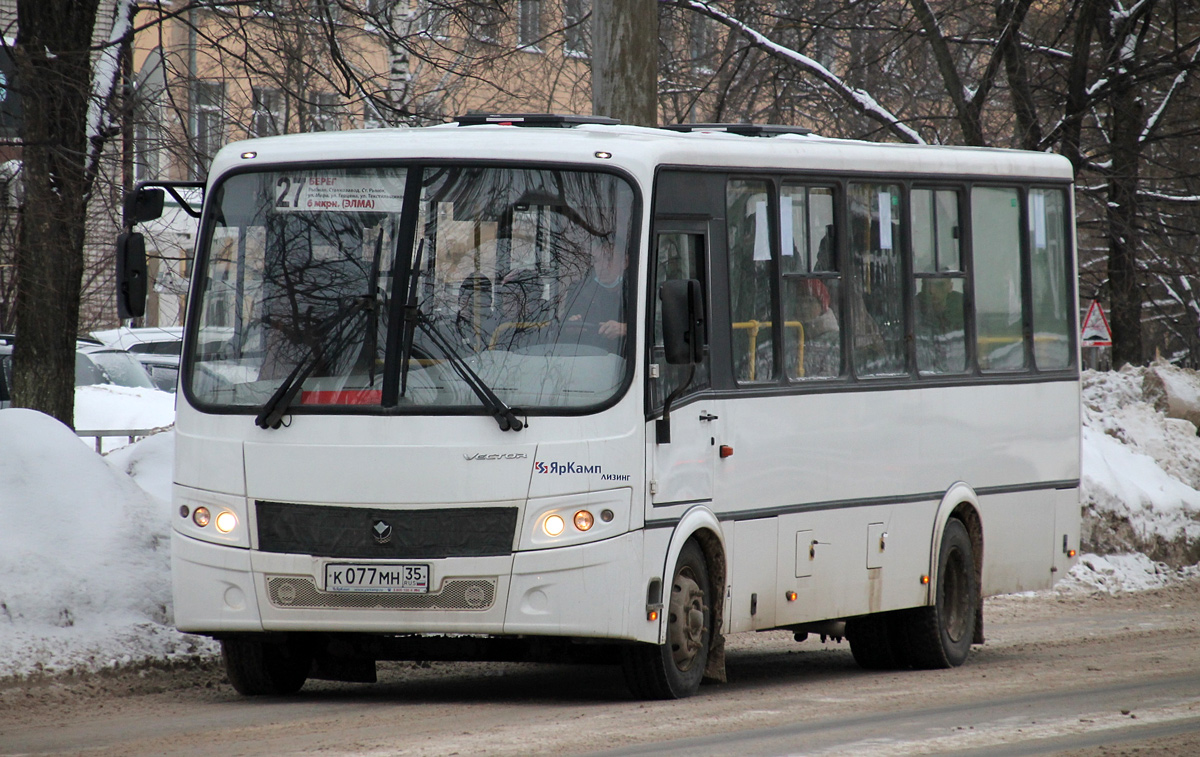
left=574, top=510, right=594, bottom=531
left=543, top=514, right=565, bottom=537
left=192, top=507, right=211, bottom=528
left=214, top=511, right=238, bottom=534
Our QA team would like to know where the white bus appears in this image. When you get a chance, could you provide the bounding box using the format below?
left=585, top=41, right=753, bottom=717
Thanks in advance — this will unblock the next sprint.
left=118, top=115, right=1080, bottom=698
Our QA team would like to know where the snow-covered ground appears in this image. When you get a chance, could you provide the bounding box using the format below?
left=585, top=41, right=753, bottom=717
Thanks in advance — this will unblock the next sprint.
left=2, top=367, right=1199, bottom=680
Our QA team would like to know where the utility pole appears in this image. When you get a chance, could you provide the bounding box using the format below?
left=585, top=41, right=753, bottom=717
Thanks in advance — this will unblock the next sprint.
left=591, top=0, right=658, bottom=127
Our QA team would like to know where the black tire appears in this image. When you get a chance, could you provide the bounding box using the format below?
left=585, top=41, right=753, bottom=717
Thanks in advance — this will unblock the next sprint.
left=222, top=636, right=311, bottom=696
left=622, top=540, right=711, bottom=699
left=846, top=612, right=905, bottom=670
left=899, top=518, right=978, bottom=669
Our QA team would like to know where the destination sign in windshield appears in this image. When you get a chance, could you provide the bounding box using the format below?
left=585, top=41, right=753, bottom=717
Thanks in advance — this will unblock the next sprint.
left=273, top=174, right=405, bottom=213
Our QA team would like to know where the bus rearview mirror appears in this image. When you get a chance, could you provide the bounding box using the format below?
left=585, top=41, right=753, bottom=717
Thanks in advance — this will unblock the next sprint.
left=124, top=187, right=165, bottom=225
left=660, top=279, right=705, bottom=364
left=116, top=232, right=148, bottom=319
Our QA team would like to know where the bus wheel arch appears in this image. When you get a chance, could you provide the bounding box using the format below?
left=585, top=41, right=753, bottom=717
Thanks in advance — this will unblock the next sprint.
left=899, top=495, right=983, bottom=669
left=929, top=484, right=984, bottom=644
left=623, top=511, right=727, bottom=698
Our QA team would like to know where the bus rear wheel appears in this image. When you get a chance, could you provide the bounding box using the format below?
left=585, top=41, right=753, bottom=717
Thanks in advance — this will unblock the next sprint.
left=622, top=540, right=711, bottom=699
left=222, top=636, right=311, bottom=696
left=899, top=518, right=978, bottom=669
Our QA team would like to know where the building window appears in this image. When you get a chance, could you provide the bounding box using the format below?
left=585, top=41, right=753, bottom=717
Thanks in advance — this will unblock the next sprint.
left=689, top=14, right=718, bottom=71
left=134, top=99, right=162, bottom=181
left=518, top=0, right=542, bottom=48
left=252, top=88, right=284, bottom=138
left=192, top=81, right=224, bottom=178
left=308, top=92, right=339, bottom=132
left=477, top=4, right=503, bottom=45
left=564, top=0, right=590, bottom=57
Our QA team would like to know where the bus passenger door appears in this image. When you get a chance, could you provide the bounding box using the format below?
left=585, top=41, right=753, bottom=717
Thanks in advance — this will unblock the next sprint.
left=647, top=228, right=716, bottom=509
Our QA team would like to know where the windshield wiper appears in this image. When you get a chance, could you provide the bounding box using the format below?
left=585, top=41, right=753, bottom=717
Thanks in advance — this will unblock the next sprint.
left=390, top=241, right=522, bottom=432
left=255, top=295, right=372, bottom=430
left=413, top=313, right=525, bottom=432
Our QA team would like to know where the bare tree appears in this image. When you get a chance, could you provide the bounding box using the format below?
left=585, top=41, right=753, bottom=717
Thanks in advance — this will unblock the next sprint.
left=8, top=0, right=130, bottom=426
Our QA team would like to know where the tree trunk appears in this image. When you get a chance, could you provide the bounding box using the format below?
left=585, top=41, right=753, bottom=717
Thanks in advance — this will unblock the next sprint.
left=1107, top=72, right=1144, bottom=367
left=592, top=0, right=659, bottom=126
left=11, top=0, right=101, bottom=427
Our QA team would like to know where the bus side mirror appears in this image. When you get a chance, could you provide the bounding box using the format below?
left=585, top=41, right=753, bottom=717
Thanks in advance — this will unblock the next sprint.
left=124, top=187, right=165, bottom=225
left=116, top=232, right=148, bottom=319
left=660, top=279, right=705, bottom=364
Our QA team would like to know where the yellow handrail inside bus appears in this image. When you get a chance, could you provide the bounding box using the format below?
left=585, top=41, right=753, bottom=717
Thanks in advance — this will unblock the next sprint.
left=732, top=320, right=806, bottom=379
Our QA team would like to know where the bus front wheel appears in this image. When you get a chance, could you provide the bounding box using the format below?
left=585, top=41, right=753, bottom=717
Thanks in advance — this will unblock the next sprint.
left=222, top=636, right=311, bottom=696
left=622, top=540, right=711, bottom=699
left=900, top=518, right=978, bottom=669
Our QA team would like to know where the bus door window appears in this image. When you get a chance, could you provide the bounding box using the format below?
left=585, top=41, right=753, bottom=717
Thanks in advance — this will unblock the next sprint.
left=912, top=188, right=968, bottom=374
left=726, top=179, right=776, bottom=382
left=651, top=231, right=709, bottom=408
left=971, top=186, right=1027, bottom=371
left=849, top=183, right=905, bottom=377
left=1028, top=188, right=1071, bottom=370
left=780, top=184, right=841, bottom=379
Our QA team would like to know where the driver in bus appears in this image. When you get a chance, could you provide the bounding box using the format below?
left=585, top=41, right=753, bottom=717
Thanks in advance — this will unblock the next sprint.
left=559, top=233, right=627, bottom=348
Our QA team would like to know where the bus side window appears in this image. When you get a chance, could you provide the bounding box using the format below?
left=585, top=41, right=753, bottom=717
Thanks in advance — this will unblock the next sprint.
left=1028, top=188, right=1071, bottom=370
left=912, top=188, right=968, bottom=375
left=727, top=179, right=775, bottom=382
left=651, top=231, right=708, bottom=408
left=849, top=183, right=905, bottom=377
left=972, top=187, right=1026, bottom=371
left=781, top=183, right=841, bottom=379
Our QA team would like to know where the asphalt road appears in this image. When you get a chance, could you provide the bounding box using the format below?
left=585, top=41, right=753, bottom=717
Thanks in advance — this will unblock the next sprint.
left=2, top=579, right=1198, bottom=756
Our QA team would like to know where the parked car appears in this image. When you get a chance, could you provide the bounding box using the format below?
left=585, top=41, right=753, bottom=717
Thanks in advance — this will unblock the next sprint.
left=90, top=327, right=183, bottom=392
left=0, top=335, right=158, bottom=408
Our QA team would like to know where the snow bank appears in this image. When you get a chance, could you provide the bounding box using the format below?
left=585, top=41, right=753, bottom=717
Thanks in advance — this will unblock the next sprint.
left=0, top=410, right=213, bottom=679
left=1056, top=552, right=1200, bottom=595
left=1081, top=365, right=1200, bottom=564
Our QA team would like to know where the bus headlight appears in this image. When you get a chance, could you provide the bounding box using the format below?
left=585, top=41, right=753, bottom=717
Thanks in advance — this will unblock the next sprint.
left=543, top=514, right=566, bottom=537
left=522, top=489, right=632, bottom=550
left=214, top=510, right=239, bottom=534
left=174, top=485, right=251, bottom=549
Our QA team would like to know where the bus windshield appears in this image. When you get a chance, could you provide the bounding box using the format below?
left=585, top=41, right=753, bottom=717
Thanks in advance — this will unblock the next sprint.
left=187, top=164, right=637, bottom=417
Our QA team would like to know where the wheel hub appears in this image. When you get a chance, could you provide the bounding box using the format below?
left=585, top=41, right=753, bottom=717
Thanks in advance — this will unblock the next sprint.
left=668, top=571, right=706, bottom=670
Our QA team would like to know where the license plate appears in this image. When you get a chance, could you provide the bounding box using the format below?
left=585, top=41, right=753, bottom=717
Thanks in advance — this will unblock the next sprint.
left=324, top=563, right=429, bottom=593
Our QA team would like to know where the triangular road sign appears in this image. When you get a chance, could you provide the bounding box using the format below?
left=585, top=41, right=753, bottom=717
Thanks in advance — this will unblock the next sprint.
left=1081, top=300, right=1112, bottom=346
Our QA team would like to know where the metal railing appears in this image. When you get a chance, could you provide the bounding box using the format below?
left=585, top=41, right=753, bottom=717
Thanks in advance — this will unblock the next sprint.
left=75, top=426, right=171, bottom=454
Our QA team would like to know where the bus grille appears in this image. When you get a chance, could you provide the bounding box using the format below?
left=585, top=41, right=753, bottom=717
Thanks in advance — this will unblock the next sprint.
left=256, top=501, right=518, bottom=559
left=266, top=576, right=497, bottom=611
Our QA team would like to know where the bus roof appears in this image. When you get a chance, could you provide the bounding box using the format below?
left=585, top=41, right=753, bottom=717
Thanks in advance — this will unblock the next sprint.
left=210, top=122, right=1076, bottom=186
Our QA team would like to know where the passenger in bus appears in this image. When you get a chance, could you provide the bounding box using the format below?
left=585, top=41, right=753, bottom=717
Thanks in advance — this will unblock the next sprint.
left=797, top=279, right=838, bottom=337
left=795, top=279, right=840, bottom=377
left=455, top=273, right=497, bottom=351
left=559, top=234, right=627, bottom=351
left=915, top=276, right=965, bottom=334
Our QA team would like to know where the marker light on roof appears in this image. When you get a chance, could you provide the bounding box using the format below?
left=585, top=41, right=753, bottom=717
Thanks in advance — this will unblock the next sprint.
left=594, top=151, right=612, bottom=159
left=241, top=151, right=257, bottom=159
